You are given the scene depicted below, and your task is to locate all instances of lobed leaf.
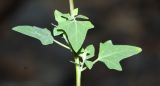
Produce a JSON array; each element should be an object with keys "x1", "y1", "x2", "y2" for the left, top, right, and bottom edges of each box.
[
  {"x1": 12, "y1": 26, "x2": 54, "y2": 45},
  {"x1": 54, "y1": 10, "x2": 94, "y2": 52},
  {"x1": 97, "y1": 40, "x2": 142, "y2": 71}
]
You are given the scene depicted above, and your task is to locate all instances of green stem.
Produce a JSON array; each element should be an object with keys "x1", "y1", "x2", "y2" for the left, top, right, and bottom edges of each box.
[
  {"x1": 69, "y1": 0, "x2": 74, "y2": 17},
  {"x1": 75, "y1": 57, "x2": 81, "y2": 86},
  {"x1": 53, "y1": 39, "x2": 70, "y2": 50},
  {"x1": 93, "y1": 59, "x2": 99, "y2": 64},
  {"x1": 69, "y1": 0, "x2": 81, "y2": 86}
]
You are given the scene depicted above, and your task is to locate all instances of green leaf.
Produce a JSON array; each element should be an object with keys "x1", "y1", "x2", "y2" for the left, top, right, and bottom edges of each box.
[
  {"x1": 12, "y1": 26, "x2": 54, "y2": 45},
  {"x1": 56, "y1": 20, "x2": 94, "y2": 52},
  {"x1": 54, "y1": 10, "x2": 94, "y2": 52},
  {"x1": 73, "y1": 8, "x2": 79, "y2": 16},
  {"x1": 97, "y1": 40, "x2": 142, "y2": 71},
  {"x1": 85, "y1": 45, "x2": 95, "y2": 59},
  {"x1": 85, "y1": 60, "x2": 94, "y2": 70}
]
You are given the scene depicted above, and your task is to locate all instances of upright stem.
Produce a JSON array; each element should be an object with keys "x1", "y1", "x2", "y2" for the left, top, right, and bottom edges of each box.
[
  {"x1": 69, "y1": 1, "x2": 81, "y2": 86},
  {"x1": 69, "y1": 0, "x2": 74, "y2": 17},
  {"x1": 75, "y1": 57, "x2": 81, "y2": 86}
]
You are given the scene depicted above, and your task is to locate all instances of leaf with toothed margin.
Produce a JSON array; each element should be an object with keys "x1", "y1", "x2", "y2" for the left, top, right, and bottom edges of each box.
[
  {"x1": 12, "y1": 26, "x2": 54, "y2": 45},
  {"x1": 97, "y1": 40, "x2": 142, "y2": 71}
]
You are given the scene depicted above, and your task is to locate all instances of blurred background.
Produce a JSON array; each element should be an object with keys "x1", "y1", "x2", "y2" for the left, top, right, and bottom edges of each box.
[{"x1": 0, "y1": 0, "x2": 160, "y2": 86}]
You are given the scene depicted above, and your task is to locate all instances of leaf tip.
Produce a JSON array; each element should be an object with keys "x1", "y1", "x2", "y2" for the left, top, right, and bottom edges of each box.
[
  {"x1": 117, "y1": 68, "x2": 123, "y2": 71},
  {"x1": 137, "y1": 47, "x2": 142, "y2": 53},
  {"x1": 133, "y1": 46, "x2": 142, "y2": 54},
  {"x1": 106, "y1": 40, "x2": 113, "y2": 44},
  {"x1": 12, "y1": 26, "x2": 19, "y2": 31},
  {"x1": 41, "y1": 41, "x2": 54, "y2": 45},
  {"x1": 107, "y1": 64, "x2": 123, "y2": 71},
  {"x1": 85, "y1": 60, "x2": 94, "y2": 70},
  {"x1": 73, "y1": 8, "x2": 79, "y2": 16},
  {"x1": 54, "y1": 9, "x2": 60, "y2": 13},
  {"x1": 54, "y1": 9, "x2": 62, "y2": 17}
]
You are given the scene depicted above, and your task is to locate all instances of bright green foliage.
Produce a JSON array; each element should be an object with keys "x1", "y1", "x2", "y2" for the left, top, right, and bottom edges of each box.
[
  {"x1": 12, "y1": 26, "x2": 54, "y2": 45},
  {"x1": 13, "y1": 8, "x2": 141, "y2": 71},
  {"x1": 54, "y1": 10, "x2": 94, "y2": 52},
  {"x1": 12, "y1": 10, "x2": 142, "y2": 71},
  {"x1": 12, "y1": 9, "x2": 142, "y2": 72},
  {"x1": 12, "y1": 1, "x2": 142, "y2": 86},
  {"x1": 97, "y1": 40, "x2": 142, "y2": 71}
]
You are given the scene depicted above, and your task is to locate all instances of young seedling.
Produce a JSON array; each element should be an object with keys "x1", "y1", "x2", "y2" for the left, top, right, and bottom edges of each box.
[{"x1": 12, "y1": 0, "x2": 142, "y2": 86}]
